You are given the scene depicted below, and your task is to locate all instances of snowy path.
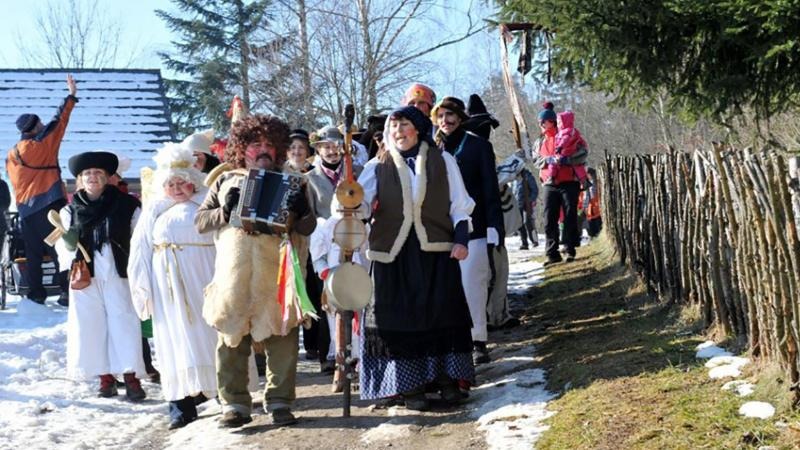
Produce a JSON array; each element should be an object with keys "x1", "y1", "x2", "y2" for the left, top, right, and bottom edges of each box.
[{"x1": 0, "y1": 235, "x2": 552, "y2": 450}]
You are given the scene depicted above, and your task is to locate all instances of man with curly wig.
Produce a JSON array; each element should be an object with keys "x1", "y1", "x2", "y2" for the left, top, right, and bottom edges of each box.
[{"x1": 195, "y1": 114, "x2": 316, "y2": 428}]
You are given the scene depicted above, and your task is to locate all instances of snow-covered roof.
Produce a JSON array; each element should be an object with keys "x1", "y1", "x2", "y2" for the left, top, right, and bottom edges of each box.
[{"x1": 0, "y1": 69, "x2": 175, "y2": 179}]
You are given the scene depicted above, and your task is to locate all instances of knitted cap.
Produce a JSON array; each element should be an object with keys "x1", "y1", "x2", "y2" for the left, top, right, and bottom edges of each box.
[
  {"x1": 16, "y1": 114, "x2": 40, "y2": 134},
  {"x1": 388, "y1": 105, "x2": 434, "y2": 146},
  {"x1": 538, "y1": 101, "x2": 556, "y2": 123}
]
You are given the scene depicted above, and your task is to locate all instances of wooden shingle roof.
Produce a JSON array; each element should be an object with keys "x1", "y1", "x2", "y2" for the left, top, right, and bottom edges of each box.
[{"x1": 0, "y1": 68, "x2": 175, "y2": 179}]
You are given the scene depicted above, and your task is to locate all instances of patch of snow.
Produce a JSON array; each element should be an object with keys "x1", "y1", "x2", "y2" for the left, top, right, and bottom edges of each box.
[
  {"x1": 695, "y1": 341, "x2": 732, "y2": 359},
  {"x1": 707, "y1": 356, "x2": 749, "y2": 379},
  {"x1": 722, "y1": 380, "x2": 755, "y2": 397},
  {"x1": 739, "y1": 401, "x2": 775, "y2": 419},
  {"x1": 470, "y1": 369, "x2": 555, "y2": 450},
  {"x1": 705, "y1": 356, "x2": 749, "y2": 369},
  {"x1": 360, "y1": 419, "x2": 417, "y2": 444}
]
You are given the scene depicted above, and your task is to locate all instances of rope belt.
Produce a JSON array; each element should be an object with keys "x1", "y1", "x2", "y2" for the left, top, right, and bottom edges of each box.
[{"x1": 153, "y1": 242, "x2": 215, "y2": 324}]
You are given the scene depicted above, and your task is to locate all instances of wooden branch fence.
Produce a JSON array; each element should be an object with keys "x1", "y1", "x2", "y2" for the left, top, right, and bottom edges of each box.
[{"x1": 602, "y1": 145, "x2": 800, "y2": 402}]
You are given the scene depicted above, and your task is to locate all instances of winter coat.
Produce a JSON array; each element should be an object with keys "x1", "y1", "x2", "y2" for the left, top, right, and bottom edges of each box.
[
  {"x1": 513, "y1": 168, "x2": 539, "y2": 211},
  {"x1": 6, "y1": 96, "x2": 76, "y2": 218},
  {"x1": 533, "y1": 126, "x2": 588, "y2": 186},
  {"x1": 441, "y1": 128, "x2": 504, "y2": 240}
]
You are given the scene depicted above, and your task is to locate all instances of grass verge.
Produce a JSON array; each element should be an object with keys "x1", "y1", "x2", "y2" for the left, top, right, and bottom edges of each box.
[{"x1": 517, "y1": 233, "x2": 800, "y2": 449}]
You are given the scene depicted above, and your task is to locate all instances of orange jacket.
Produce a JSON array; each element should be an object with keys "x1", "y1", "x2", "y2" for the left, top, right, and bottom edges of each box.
[
  {"x1": 6, "y1": 96, "x2": 76, "y2": 218},
  {"x1": 579, "y1": 189, "x2": 602, "y2": 219}
]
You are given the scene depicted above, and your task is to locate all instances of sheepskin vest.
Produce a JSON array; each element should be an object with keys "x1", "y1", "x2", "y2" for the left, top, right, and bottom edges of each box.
[{"x1": 368, "y1": 142, "x2": 453, "y2": 263}]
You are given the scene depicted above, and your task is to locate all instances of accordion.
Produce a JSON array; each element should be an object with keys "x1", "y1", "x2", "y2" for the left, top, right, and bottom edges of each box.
[{"x1": 230, "y1": 169, "x2": 304, "y2": 234}]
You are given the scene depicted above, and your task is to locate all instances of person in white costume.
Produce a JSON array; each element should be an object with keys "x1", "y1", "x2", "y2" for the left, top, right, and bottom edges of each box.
[
  {"x1": 309, "y1": 198, "x2": 368, "y2": 392},
  {"x1": 56, "y1": 151, "x2": 147, "y2": 401},
  {"x1": 127, "y1": 143, "x2": 218, "y2": 430}
]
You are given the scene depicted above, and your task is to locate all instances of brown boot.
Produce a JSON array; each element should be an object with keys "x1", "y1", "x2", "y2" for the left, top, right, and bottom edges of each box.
[
  {"x1": 98, "y1": 374, "x2": 118, "y2": 398},
  {"x1": 123, "y1": 373, "x2": 146, "y2": 402}
]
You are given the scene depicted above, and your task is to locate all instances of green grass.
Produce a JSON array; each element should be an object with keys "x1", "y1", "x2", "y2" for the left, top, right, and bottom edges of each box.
[{"x1": 514, "y1": 234, "x2": 800, "y2": 449}]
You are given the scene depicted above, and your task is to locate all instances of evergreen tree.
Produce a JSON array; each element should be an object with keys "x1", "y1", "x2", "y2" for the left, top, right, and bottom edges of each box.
[
  {"x1": 157, "y1": 0, "x2": 272, "y2": 135},
  {"x1": 495, "y1": 0, "x2": 800, "y2": 123}
]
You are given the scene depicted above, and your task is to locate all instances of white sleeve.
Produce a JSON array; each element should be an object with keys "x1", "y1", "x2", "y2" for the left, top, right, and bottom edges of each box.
[
  {"x1": 309, "y1": 217, "x2": 330, "y2": 269},
  {"x1": 55, "y1": 207, "x2": 73, "y2": 271},
  {"x1": 127, "y1": 205, "x2": 155, "y2": 320},
  {"x1": 356, "y1": 159, "x2": 379, "y2": 212},
  {"x1": 352, "y1": 141, "x2": 369, "y2": 167},
  {"x1": 442, "y1": 151, "x2": 475, "y2": 230}
]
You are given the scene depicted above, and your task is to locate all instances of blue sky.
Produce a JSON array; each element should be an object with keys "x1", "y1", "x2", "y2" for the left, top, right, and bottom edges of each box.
[
  {"x1": 0, "y1": 0, "x2": 506, "y2": 97},
  {"x1": 0, "y1": 0, "x2": 172, "y2": 69}
]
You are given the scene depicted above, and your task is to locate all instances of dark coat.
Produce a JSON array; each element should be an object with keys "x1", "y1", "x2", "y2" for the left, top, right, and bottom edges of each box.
[{"x1": 441, "y1": 128, "x2": 504, "y2": 240}]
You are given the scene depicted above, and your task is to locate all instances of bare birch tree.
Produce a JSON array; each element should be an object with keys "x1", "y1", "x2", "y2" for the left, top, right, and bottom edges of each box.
[{"x1": 17, "y1": 0, "x2": 138, "y2": 68}]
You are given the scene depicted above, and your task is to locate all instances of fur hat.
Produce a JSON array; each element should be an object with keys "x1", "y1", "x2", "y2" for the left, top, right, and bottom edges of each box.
[
  {"x1": 152, "y1": 142, "x2": 206, "y2": 194},
  {"x1": 182, "y1": 129, "x2": 215, "y2": 155},
  {"x1": 402, "y1": 83, "x2": 436, "y2": 108},
  {"x1": 538, "y1": 101, "x2": 557, "y2": 124},
  {"x1": 16, "y1": 114, "x2": 40, "y2": 134},
  {"x1": 69, "y1": 151, "x2": 118, "y2": 177},
  {"x1": 430, "y1": 96, "x2": 469, "y2": 122}
]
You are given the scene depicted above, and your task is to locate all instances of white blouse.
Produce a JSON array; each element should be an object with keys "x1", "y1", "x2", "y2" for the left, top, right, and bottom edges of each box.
[{"x1": 357, "y1": 148, "x2": 475, "y2": 230}]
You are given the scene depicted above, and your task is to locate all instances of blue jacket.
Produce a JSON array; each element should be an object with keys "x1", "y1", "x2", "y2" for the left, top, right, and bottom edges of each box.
[{"x1": 513, "y1": 168, "x2": 539, "y2": 207}]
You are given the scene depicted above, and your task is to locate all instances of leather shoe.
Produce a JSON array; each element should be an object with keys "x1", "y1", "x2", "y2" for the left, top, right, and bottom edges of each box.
[
  {"x1": 219, "y1": 410, "x2": 252, "y2": 428},
  {"x1": 271, "y1": 408, "x2": 298, "y2": 426}
]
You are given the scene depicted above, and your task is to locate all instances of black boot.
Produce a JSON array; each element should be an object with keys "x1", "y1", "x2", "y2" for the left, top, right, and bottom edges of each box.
[{"x1": 473, "y1": 341, "x2": 490, "y2": 365}]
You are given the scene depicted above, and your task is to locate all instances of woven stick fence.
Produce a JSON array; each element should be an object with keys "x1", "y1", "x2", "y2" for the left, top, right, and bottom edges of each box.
[{"x1": 603, "y1": 145, "x2": 800, "y2": 403}]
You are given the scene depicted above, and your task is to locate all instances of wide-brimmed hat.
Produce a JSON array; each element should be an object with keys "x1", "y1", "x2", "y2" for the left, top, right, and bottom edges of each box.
[
  {"x1": 182, "y1": 129, "x2": 215, "y2": 155},
  {"x1": 289, "y1": 128, "x2": 310, "y2": 142},
  {"x1": 69, "y1": 151, "x2": 118, "y2": 177},
  {"x1": 430, "y1": 96, "x2": 469, "y2": 122},
  {"x1": 311, "y1": 125, "x2": 344, "y2": 146}
]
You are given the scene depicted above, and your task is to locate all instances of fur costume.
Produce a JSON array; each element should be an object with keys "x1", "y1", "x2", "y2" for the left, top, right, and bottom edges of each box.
[{"x1": 201, "y1": 169, "x2": 310, "y2": 348}]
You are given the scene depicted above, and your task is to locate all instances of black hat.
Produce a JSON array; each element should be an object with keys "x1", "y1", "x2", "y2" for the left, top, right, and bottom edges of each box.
[
  {"x1": 16, "y1": 114, "x2": 40, "y2": 134},
  {"x1": 289, "y1": 128, "x2": 309, "y2": 141},
  {"x1": 463, "y1": 94, "x2": 500, "y2": 140},
  {"x1": 68, "y1": 151, "x2": 119, "y2": 177}
]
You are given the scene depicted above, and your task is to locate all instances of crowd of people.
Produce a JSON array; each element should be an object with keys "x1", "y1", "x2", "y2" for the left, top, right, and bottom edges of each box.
[{"x1": 4, "y1": 75, "x2": 602, "y2": 430}]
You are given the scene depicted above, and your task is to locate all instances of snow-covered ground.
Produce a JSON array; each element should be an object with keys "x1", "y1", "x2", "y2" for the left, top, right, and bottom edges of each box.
[
  {"x1": 0, "y1": 234, "x2": 551, "y2": 450},
  {"x1": 0, "y1": 297, "x2": 166, "y2": 450}
]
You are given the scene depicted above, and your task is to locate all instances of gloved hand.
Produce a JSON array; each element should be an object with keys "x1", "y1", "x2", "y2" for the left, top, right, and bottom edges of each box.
[
  {"x1": 320, "y1": 268, "x2": 330, "y2": 281},
  {"x1": 559, "y1": 155, "x2": 569, "y2": 165},
  {"x1": 545, "y1": 156, "x2": 559, "y2": 165},
  {"x1": 287, "y1": 187, "x2": 310, "y2": 217},
  {"x1": 62, "y1": 227, "x2": 79, "y2": 252},
  {"x1": 222, "y1": 186, "x2": 240, "y2": 221}
]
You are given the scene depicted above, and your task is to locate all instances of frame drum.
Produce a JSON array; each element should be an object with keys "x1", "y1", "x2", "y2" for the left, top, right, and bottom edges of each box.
[{"x1": 324, "y1": 262, "x2": 372, "y2": 311}]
